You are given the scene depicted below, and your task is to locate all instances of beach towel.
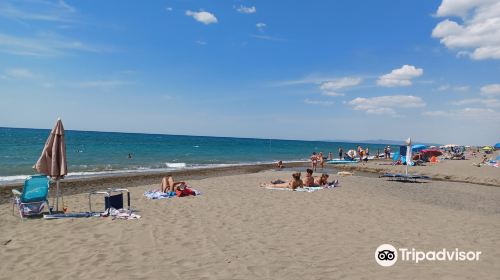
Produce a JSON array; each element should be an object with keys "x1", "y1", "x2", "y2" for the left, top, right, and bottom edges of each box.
[
  {"x1": 143, "y1": 189, "x2": 201, "y2": 200},
  {"x1": 105, "y1": 208, "x2": 141, "y2": 220},
  {"x1": 264, "y1": 186, "x2": 321, "y2": 192},
  {"x1": 264, "y1": 185, "x2": 337, "y2": 192}
]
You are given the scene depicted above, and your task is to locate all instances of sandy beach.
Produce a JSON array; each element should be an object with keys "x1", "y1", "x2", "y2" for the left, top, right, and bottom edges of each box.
[{"x1": 1, "y1": 161, "x2": 499, "y2": 279}]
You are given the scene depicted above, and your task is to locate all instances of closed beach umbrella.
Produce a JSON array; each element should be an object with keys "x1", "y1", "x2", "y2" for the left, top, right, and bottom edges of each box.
[
  {"x1": 405, "y1": 137, "x2": 412, "y2": 175},
  {"x1": 34, "y1": 118, "x2": 67, "y2": 210}
]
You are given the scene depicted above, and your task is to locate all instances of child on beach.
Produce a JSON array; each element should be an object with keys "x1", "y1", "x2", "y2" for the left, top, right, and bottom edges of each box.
[{"x1": 261, "y1": 172, "x2": 303, "y2": 190}]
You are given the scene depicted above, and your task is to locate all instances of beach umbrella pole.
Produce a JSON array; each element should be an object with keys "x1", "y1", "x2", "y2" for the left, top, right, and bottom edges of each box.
[{"x1": 56, "y1": 180, "x2": 60, "y2": 211}]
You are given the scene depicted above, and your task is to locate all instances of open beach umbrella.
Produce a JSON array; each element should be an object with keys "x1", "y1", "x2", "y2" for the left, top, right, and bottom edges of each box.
[
  {"x1": 34, "y1": 118, "x2": 67, "y2": 211},
  {"x1": 482, "y1": 146, "x2": 493, "y2": 151},
  {"x1": 421, "y1": 149, "x2": 442, "y2": 157},
  {"x1": 494, "y1": 143, "x2": 500, "y2": 150},
  {"x1": 411, "y1": 144, "x2": 426, "y2": 152}
]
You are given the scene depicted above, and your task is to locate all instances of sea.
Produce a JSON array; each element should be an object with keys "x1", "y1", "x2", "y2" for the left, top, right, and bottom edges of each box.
[{"x1": 0, "y1": 127, "x2": 393, "y2": 185}]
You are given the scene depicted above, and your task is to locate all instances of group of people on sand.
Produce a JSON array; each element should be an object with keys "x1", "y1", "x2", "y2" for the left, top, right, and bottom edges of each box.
[
  {"x1": 260, "y1": 168, "x2": 338, "y2": 190},
  {"x1": 310, "y1": 146, "x2": 372, "y2": 168}
]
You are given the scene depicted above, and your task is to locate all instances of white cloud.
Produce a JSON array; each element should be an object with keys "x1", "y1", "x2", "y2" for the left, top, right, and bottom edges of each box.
[
  {"x1": 453, "y1": 98, "x2": 500, "y2": 108},
  {"x1": 423, "y1": 107, "x2": 500, "y2": 120},
  {"x1": 377, "y1": 65, "x2": 423, "y2": 87},
  {"x1": 78, "y1": 80, "x2": 132, "y2": 89},
  {"x1": 166, "y1": 7, "x2": 173, "y2": 12},
  {"x1": 349, "y1": 95, "x2": 426, "y2": 116},
  {"x1": 185, "y1": 10, "x2": 218, "y2": 25},
  {"x1": 436, "y1": 84, "x2": 469, "y2": 92},
  {"x1": 437, "y1": 84, "x2": 450, "y2": 91},
  {"x1": 0, "y1": 0, "x2": 76, "y2": 22},
  {"x1": 304, "y1": 98, "x2": 334, "y2": 106},
  {"x1": 256, "y1": 22, "x2": 266, "y2": 31},
  {"x1": 322, "y1": 92, "x2": 345, "y2": 97},
  {"x1": 320, "y1": 77, "x2": 362, "y2": 91},
  {"x1": 365, "y1": 107, "x2": 397, "y2": 115},
  {"x1": 432, "y1": 0, "x2": 500, "y2": 60},
  {"x1": 4, "y1": 68, "x2": 35, "y2": 79},
  {"x1": 0, "y1": 32, "x2": 111, "y2": 56},
  {"x1": 455, "y1": 85, "x2": 470, "y2": 91},
  {"x1": 480, "y1": 83, "x2": 500, "y2": 96},
  {"x1": 195, "y1": 40, "x2": 207, "y2": 45},
  {"x1": 273, "y1": 74, "x2": 343, "y2": 87},
  {"x1": 250, "y1": 34, "x2": 285, "y2": 42},
  {"x1": 236, "y1": 6, "x2": 256, "y2": 14}
]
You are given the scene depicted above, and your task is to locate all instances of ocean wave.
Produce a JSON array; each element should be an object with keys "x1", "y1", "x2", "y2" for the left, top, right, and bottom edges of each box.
[
  {"x1": 165, "y1": 162, "x2": 187, "y2": 168},
  {"x1": 0, "y1": 175, "x2": 31, "y2": 182}
]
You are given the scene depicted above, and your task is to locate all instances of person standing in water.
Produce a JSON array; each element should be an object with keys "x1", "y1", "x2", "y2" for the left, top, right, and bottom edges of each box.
[
  {"x1": 358, "y1": 146, "x2": 364, "y2": 161},
  {"x1": 319, "y1": 152, "x2": 325, "y2": 169},
  {"x1": 311, "y1": 152, "x2": 318, "y2": 171},
  {"x1": 338, "y1": 147, "x2": 344, "y2": 159}
]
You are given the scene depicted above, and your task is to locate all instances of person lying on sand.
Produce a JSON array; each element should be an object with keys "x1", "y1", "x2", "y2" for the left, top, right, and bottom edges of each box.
[
  {"x1": 260, "y1": 172, "x2": 303, "y2": 190},
  {"x1": 315, "y1": 173, "x2": 339, "y2": 187},
  {"x1": 161, "y1": 175, "x2": 187, "y2": 193},
  {"x1": 315, "y1": 173, "x2": 329, "y2": 186},
  {"x1": 304, "y1": 168, "x2": 315, "y2": 187}
]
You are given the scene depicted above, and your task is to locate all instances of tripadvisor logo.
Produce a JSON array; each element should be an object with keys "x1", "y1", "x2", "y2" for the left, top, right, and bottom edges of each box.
[{"x1": 375, "y1": 244, "x2": 481, "y2": 267}]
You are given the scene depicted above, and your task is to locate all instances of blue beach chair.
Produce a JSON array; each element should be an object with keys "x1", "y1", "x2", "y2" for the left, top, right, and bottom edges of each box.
[{"x1": 12, "y1": 175, "x2": 52, "y2": 219}]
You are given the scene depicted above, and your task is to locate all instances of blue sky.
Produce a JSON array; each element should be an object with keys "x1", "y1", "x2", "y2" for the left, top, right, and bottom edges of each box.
[{"x1": 0, "y1": 0, "x2": 499, "y2": 145}]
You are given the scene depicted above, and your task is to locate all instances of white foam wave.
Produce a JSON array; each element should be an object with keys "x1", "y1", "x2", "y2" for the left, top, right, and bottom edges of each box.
[
  {"x1": 0, "y1": 160, "x2": 309, "y2": 185},
  {"x1": 165, "y1": 162, "x2": 187, "y2": 168},
  {"x1": 0, "y1": 175, "x2": 30, "y2": 182}
]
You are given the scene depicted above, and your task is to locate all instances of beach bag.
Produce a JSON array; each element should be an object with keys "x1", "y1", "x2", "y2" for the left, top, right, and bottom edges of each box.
[{"x1": 176, "y1": 186, "x2": 196, "y2": 197}]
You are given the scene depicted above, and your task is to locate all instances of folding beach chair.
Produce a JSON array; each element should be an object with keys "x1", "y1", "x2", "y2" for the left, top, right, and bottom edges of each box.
[
  {"x1": 12, "y1": 175, "x2": 52, "y2": 219},
  {"x1": 88, "y1": 188, "x2": 131, "y2": 215}
]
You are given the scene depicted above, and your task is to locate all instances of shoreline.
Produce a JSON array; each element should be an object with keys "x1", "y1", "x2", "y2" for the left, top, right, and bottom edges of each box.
[
  {"x1": 3, "y1": 158, "x2": 498, "y2": 205},
  {"x1": 0, "y1": 162, "x2": 308, "y2": 204}
]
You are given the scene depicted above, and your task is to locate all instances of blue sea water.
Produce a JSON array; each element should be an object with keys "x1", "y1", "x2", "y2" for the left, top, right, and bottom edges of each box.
[{"x1": 0, "y1": 127, "x2": 392, "y2": 183}]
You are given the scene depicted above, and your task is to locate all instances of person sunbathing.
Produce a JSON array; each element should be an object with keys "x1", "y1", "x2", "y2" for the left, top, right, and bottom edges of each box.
[
  {"x1": 315, "y1": 173, "x2": 329, "y2": 186},
  {"x1": 315, "y1": 173, "x2": 339, "y2": 187},
  {"x1": 303, "y1": 168, "x2": 315, "y2": 187},
  {"x1": 161, "y1": 175, "x2": 187, "y2": 193},
  {"x1": 260, "y1": 172, "x2": 303, "y2": 190}
]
